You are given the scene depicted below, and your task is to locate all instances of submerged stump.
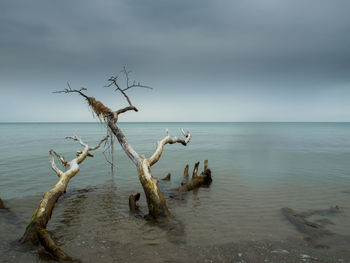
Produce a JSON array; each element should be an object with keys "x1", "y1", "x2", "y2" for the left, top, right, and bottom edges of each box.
[
  {"x1": 0, "y1": 197, "x2": 6, "y2": 209},
  {"x1": 281, "y1": 206, "x2": 341, "y2": 247},
  {"x1": 176, "y1": 160, "x2": 212, "y2": 193}
]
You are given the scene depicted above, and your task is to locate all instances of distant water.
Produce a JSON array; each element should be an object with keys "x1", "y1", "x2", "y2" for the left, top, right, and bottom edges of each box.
[{"x1": 1, "y1": 122, "x2": 350, "y2": 262}]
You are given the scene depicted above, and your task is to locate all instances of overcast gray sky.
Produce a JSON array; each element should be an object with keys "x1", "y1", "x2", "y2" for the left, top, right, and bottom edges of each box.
[{"x1": 0, "y1": 0, "x2": 349, "y2": 122}]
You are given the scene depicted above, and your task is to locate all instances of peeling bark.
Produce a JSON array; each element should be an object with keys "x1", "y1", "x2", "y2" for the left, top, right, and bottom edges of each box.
[
  {"x1": 20, "y1": 135, "x2": 108, "y2": 261},
  {"x1": 176, "y1": 161, "x2": 212, "y2": 192}
]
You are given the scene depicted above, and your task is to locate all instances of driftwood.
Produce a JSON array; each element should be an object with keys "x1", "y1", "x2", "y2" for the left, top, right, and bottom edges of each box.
[
  {"x1": 129, "y1": 193, "x2": 141, "y2": 213},
  {"x1": 281, "y1": 206, "x2": 341, "y2": 246},
  {"x1": 176, "y1": 161, "x2": 212, "y2": 192},
  {"x1": 20, "y1": 135, "x2": 108, "y2": 261},
  {"x1": 110, "y1": 123, "x2": 191, "y2": 219},
  {"x1": 0, "y1": 197, "x2": 6, "y2": 209},
  {"x1": 161, "y1": 173, "x2": 171, "y2": 181},
  {"x1": 56, "y1": 70, "x2": 191, "y2": 220}
]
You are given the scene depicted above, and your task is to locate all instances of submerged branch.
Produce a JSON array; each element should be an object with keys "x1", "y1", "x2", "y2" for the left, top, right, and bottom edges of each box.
[
  {"x1": 0, "y1": 197, "x2": 6, "y2": 209},
  {"x1": 20, "y1": 135, "x2": 108, "y2": 261}
]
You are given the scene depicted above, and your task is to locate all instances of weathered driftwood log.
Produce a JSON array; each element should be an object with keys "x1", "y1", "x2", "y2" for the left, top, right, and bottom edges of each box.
[
  {"x1": 0, "y1": 197, "x2": 6, "y2": 209},
  {"x1": 176, "y1": 161, "x2": 212, "y2": 192},
  {"x1": 129, "y1": 193, "x2": 141, "y2": 212},
  {"x1": 161, "y1": 173, "x2": 171, "y2": 181},
  {"x1": 56, "y1": 74, "x2": 191, "y2": 220},
  {"x1": 281, "y1": 206, "x2": 340, "y2": 246},
  {"x1": 20, "y1": 135, "x2": 108, "y2": 261}
]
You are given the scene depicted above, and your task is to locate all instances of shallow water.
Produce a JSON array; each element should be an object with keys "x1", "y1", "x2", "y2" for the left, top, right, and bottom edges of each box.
[{"x1": 0, "y1": 122, "x2": 350, "y2": 262}]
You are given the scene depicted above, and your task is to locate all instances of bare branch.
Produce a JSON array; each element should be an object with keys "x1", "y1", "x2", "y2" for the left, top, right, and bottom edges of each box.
[
  {"x1": 53, "y1": 83, "x2": 89, "y2": 99},
  {"x1": 66, "y1": 135, "x2": 88, "y2": 149},
  {"x1": 108, "y1": 121, "x2": 141, "y2": 166},
  {"x1": 49, "y1": 150, "x2": 63, "y2": 177},
  {"x1": 89, "y1": 135, "x2": 109, "y2": 151},
  {"x1": 21, "y1": 135, "x2": 108, "y2": 261},
  {"x1": 105, "y1": 67, "x2": 152, "y2": 111},
  {"x1": 52, "y1": 150, "x2": 68, "y2": 166},
  {"x1": 148, "y1": 129, "x2": 191, "y2": 166},
  {"x1": 116, "y1": 106, "x2": 138, "y2": 115},
  {"x1": 122, "y1": 84, "x2": 153, "y2": 92}
]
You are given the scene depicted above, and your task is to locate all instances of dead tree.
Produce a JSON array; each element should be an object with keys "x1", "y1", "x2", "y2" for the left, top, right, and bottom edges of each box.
[
  {"x1": 20, "y1": 135, "x2": 108, "y2": 261},
  {"x1": 55, "y1": 69, "x2": 191, "y2": 219}
]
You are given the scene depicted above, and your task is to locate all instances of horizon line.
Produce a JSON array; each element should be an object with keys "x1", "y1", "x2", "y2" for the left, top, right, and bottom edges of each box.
[{"x1": 1, "y1": 121, "x2": 349, "y2": 124}]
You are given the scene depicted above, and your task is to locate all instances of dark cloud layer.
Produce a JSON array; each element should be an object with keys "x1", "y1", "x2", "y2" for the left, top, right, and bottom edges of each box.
[{"x1": 0, "y1": 0, "x2": 349, "y2": 121}]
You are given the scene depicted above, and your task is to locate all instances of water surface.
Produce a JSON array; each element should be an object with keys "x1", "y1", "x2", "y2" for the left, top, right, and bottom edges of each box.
[{"x1": 0, "y1": 122, "x2": 349, "y2": 262}]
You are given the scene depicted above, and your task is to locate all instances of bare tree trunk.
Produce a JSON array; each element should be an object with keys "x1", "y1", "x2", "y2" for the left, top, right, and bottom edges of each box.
[
  {"x1": 20, "y1": 135, "x2": 108, "y2": 261},
  {"x1": 55, "y1": 72, "x2": 191, "y2": 220},
  {"x1": 109, "y1": 121, "x2": 191, "y2": 219}
]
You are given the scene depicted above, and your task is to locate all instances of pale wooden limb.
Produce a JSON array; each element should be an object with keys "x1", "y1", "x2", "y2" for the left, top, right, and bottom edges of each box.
[
  {"x1": 108, "y1": 121, "x2": 141, "y2": 166},
  {"x1": 20, "y1": 135, "x2": 108, "y2": 261},
  {"x1": 49, "y1": 150, "x2": 64, "y2": 177},
  {"x1": 148, "y1": 129, "x2": 191, "y2": 167}
]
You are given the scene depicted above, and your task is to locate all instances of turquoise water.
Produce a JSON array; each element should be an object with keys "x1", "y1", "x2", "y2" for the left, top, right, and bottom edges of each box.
[
  {"x1": 0, "y1": 122, "x2": 350, "y2": 262},
  {"x1": 1, "y1": 122, "x2": 350, "y2": 199}
]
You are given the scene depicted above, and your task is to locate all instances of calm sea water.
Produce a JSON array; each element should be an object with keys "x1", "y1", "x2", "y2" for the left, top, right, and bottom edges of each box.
[{"x1": 0, "y1": 122, "x2": 350, "y2": 262}]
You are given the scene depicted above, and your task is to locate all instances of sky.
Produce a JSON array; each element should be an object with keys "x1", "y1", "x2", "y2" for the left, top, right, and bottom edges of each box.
[{"x1": 0, "y1": 0, "x2": 349, "y2": 122}]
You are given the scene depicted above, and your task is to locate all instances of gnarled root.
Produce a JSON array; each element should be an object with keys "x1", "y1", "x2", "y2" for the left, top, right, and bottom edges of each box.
[{"x1": 176, "y1": 160, "x2": 212, "y2": 192}]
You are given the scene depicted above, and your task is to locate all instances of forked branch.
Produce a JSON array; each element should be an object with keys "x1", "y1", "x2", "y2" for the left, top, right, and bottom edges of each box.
[
  {"x1": 53, "y1": 83, "x2": 89, "y2": 99},
  {"x1": 148, "y1": 129, "x2": 191, "y2": 166},
  {"x1": 20, "y1": 135, "x2": 108, "y2": 261},
  {"x1": 105, "y1": 67, "x2": 152, "y2": 112}
]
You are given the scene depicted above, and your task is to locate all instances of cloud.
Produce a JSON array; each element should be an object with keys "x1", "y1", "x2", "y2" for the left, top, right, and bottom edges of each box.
[{"x1": 0, "y1": 0, "x2": 349, "y2": 121}]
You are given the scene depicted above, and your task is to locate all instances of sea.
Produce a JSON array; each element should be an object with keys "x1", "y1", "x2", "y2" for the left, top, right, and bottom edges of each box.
[{"x1": 0, "y1": 122, "x2": 349, "y2": 262}]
